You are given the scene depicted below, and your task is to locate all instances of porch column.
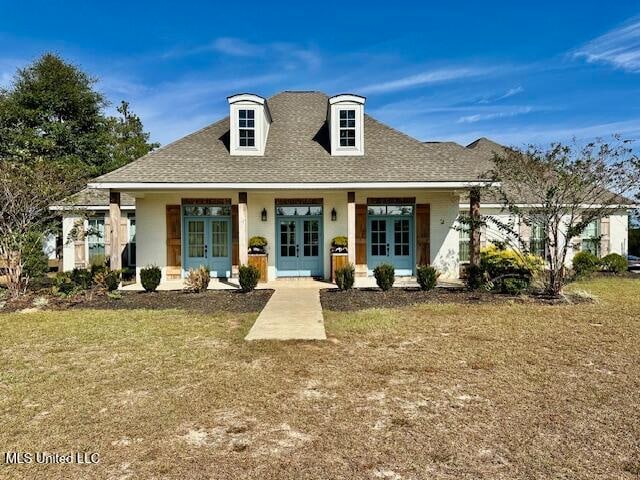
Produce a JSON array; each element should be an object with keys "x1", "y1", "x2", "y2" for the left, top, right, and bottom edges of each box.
[
  {"x1": 239, "y1": 192, "x2": 248, "y2": 266},
  {"x1": 347, "y1": 191, "x2": 356, "y2": 265},
  {"x1": 109, "y1": 190, "x2": 122, "y2": 271},
  {"x1": 469, "y1": 188, "x2": 481, "y2": 267}
]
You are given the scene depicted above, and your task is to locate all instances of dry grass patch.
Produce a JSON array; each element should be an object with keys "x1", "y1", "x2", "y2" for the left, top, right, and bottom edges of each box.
[{"x1": 0, "y1": 277, "x2": 639, "y2": 479}]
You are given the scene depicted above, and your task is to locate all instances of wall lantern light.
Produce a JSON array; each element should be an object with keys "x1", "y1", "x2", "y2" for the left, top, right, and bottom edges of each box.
[
  {"x1": 331, "y1": 208, "x2": 337, "y2": 221},
  {"x1": 261, "y1": 208, "x2": 267, "y2": 221}
]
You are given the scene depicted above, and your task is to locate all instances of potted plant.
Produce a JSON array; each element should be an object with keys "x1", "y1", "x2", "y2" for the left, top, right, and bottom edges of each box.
[
  {"x1": 331, "y1": 236, "x2": 348, "y2": 254},
  {"x1": 249, "y1": 236, "x2": 268, "y2": 254}
]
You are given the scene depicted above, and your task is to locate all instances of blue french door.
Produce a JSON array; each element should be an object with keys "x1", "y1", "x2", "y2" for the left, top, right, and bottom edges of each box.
[
  {"x1": 184, "y1": 216, "x2": 232, "y2": 278},
  {"x1": 276, "y1": 216, "x2": 322, "y2": 277},
  {"x1": 367, "y1": 215, "x2": 413, "y2": 275}
]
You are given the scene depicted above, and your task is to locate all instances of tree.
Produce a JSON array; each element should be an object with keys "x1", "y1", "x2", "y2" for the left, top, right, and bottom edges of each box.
[
  {"x1": 0, "y1": 54, "x2": 157, "y2": 296},
  {"x1": 0, "y1": 159, "x2": 83, "y2": 297},
  {"x1": 487, "y1": 138, "x2": 639, "y2": 296},
  {"x1": 0, "y1": 53, "x2": 157, "y2": 177},
  {"x1": 103, "y1": 101, "x2": 159, "y2": 173},
  {"x1": 0, "y1": 53, "x2": 109, "y2": 176}
]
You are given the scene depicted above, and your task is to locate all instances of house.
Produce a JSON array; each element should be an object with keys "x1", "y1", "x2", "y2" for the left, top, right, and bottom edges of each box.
[
  {"x1": 52, "y1": 91, "x2": 631, "y2": 282},
  {"x1": 50, "y1": 188, "x2": 137, "y2": 272}
]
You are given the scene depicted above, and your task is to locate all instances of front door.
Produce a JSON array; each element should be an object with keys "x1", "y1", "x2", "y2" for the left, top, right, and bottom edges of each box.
[
  {"x1": 367, "y1": 210, "x2": 413, "y2": 275},
  {"x1": 184, "y1": 213, "x2": 232, "y2": 278},
  {"x1": 276, "y1": 213, "x2": 322, "y2": 277}
]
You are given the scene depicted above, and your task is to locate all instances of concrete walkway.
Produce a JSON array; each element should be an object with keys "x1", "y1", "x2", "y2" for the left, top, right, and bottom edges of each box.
[{"x1": 245, "y1": 279, "x2": 326, "y2": 341}]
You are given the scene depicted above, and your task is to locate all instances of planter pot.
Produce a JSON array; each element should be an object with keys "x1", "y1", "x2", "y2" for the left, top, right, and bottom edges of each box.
[
  {"x1": 330, "y1": 246, "x2": 348, "y2": 254},
  {"x1": 249, "y1": 246, "x2": 266, "y2": 254},
  {"x1": 247, "y1": 254, "x2": 268, "y2": 282},
  {"x1": 330, "y1": 252, "x2": 349, "y2": 283}
]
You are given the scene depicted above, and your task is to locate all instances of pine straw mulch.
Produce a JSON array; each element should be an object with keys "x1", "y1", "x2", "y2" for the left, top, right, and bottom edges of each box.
[{"x1": 0, "y1": 289, "x2": 274, "y2": 314}]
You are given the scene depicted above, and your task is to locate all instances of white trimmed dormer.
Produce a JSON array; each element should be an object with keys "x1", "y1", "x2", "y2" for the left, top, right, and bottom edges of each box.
[
  {"x1": 328, "y1": 94, "x2": 365, "y2": 156},
  {"x1": 227, "y1": 93, "x2": 272, "y2": 156}
]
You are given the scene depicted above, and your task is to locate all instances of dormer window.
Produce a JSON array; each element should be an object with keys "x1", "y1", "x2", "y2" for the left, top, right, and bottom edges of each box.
[
  {"x1": 328, "y1": 94, "x2": 365, "y2": 156},
  {"x1": 339, "y1": 110, "x2": 356, "y2": 147},
  {"x1": 227, "y1": 94, "x2": 271, "y2": 156},
  {"x1": 238, "y1": 109, "x2": 255, "y2": 147}
]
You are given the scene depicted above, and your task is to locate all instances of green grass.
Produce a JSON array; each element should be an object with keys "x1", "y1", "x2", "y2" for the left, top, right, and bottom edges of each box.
[{"x1": 0, "y1": 277, "x2": 639, "y2": 479}]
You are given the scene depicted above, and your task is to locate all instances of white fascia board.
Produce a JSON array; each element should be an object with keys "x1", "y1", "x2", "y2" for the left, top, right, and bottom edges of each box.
[
  {"x1": 49, "y1": 205, "x2": 136, "y2": 211},
  {"x1": 88, "y1": 181, "x2": 498, "y2": 190},
  {"x1": 227, "y1": 93, "x2": 265, "y2": 105},
  {"x1": 329, "y1": 94, "x2": 366, "y2": 105}
]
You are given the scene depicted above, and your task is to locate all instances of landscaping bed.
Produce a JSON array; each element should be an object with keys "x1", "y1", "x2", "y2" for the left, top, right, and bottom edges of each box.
[
  {"x1": 320, "y1": 287, "x2": 592, "y2": 311},
  {"x1": 0, "y1": 289, "x2": 274, "y2": 314}
]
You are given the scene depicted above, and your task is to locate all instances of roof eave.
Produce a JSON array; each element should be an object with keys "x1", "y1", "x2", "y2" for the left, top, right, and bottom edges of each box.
[{"x1": 88, "y1": 181, "x2": 498, "y2": 190}]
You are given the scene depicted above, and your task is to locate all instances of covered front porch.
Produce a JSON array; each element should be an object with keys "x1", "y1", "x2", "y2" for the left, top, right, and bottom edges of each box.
[{"x1": 103, "y1": 186, "x2": 485, "y2": 283}]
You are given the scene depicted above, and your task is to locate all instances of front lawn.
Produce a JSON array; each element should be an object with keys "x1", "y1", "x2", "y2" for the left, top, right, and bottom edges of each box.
[{"x1": 1, "y1": 278, "x2": 639, "y2": 479}]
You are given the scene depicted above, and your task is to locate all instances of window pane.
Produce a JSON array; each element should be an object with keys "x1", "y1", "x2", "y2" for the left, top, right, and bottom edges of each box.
[
  {"x1": 211, "y1": 221, "x2": 228, "y2": 258},
  {"x1": 387, "y1": 205, "x2": 413, "y2": 215},
  {"x1": 247, "y1": 110, "x2": 254, "y2": 119},
  {"x1": 188, "y1": 221, "x2": 205, "y2": 257},
  {"x1": 277, "y1": 205, "x2": 322, "y2": 216},
  {"x1": 368, "y1": 206, "x2": 386, "y2": 215},
  {"x1": 394, "y1": 220, "x2": 409, "y2": 257}
]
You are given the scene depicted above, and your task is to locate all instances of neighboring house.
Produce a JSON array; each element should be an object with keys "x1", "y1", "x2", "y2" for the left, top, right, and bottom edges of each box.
[
  {"x1": 50, "y1": 188, "x2": 137, "y2": 272},
  {"x1": 71, "y1": 91, "x2": 630, "y2": 283}
]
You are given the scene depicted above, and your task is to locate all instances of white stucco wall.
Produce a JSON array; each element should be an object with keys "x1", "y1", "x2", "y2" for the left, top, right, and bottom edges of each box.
[
  {"x1": 427, "y1": 194, "x2": 461, "y2": 279},
  {"x1": 609, "y1": 212, "x2": 629, "y2": 256},
  {"x1": 62, "y1": 215, "x2": 81, "y2": 272}
]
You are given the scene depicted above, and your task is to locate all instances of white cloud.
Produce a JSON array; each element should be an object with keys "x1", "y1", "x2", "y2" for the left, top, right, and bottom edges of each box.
[
  {"x1": 127, "y1": 73, "x2": 283, "y2": 143},
  {"x1": 477, "y1": 85, "x2": 524, "y2": 104},
  {"x1": 499, "y1": 85, "x2": 524, "y2": 100},
  {"x1": 161, "y1": 38, "x2": 321, "y2": 71},
  {"x1": 211, "y1": 38, "x2": 262, "y2": 57},
  {"x1": 573, "y1": 16, "x2": 640, "y2": 72},
  {"x1": 457, "y1": 106, "x2": 534, "y2": 124},
  {"x1": 359, "y1": 67, "x2": 492, "y2": 94}
]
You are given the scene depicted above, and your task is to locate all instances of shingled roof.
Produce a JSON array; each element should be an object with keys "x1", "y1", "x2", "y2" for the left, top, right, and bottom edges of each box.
[
  {"x1": 51, "y1": 188, "x2": 135, "y2": 209},
  {"x1": 92, "y1": 91, "x2": 493, "y2": 185}
]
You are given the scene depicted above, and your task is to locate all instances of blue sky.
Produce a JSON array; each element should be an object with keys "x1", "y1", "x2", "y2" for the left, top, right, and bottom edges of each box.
[{"x1": 1, "y1": 1, "x2": 639, "y2": 147}]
